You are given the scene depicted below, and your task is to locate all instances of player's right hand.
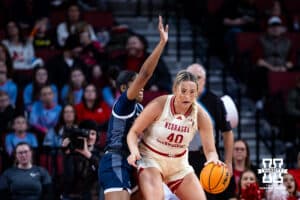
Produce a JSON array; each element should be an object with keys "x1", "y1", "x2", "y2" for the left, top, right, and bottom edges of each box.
[{"x1": 127, "y1": 152, "x2": 142, "y2": 168}]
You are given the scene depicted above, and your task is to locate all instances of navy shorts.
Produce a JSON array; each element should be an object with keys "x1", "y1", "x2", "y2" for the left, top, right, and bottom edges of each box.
[{"x1": 99, "y1": 152, "x2": 136, "y2": 194}]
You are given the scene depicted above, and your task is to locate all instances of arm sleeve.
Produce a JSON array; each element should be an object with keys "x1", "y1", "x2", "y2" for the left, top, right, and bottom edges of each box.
[
  {"x1": 51, "y1": 85, "x2": 59, "y2": 104},
  {"x1": 11, "y1": 82, "x2": 17, "y2": 106},
  {"x1": 88, "y1": 26, "x2": 97, "y2": 41},
  {"x1": 102, "y1": 87, "x2": 115, "y2": 107},
  {"x1": 56, "y1": 23, "x2": 68, "y2": 47},
  {"x1": 5, "y1": 134, "x2": 13, "y2": 156},
  {"x1": 89, "y1": 152, "x2": 100, "y2": 172},
  {"x1": 23, "y1": 84, "x2": 32, "y2": 109},
  {"x1": 30, "y1": 133, "x2": 38, "y2": 148},
  {"x1": 60, "y1": 85, "x2": 68, "y2": 104},
  {"x1": 29, "y1": 103, "x2": 47, "y2": 133},
  {"x1": 113, "y1": 91, "x2": 136, "y2": 116},
  {"x1": 26, "y1": 42, "x2": 35, "y2": 66},
  {"x1": 40, "y1": 167, "x2": 53, "y2": 200}
]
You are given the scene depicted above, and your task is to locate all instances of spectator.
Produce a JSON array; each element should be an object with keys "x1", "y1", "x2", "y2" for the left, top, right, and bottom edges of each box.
[
  {"x1": 221, "y1": 0, "x2": 260, "y2": 62},
  {"x1": 90, "y1": 64, "x2": 107, "y2": 90},
  {"x1": 55, "y1": 104, "x2": 78, "y2": 146},
  {"x1": 29, "y1": 17, "x2": 55, "y2": 50},
  {"x1": 233, "y1": 139, "x2": 258, "y2": 195},
  {"x1": 75, "y1": 84, "x2": 111, "y2": 126},
  {"x1": 238, "y1": 169, "x2": 264, "y2": 200},
  {"x1": 2, "y1": 20, "x2": 36, "y2": 86},
  {"x1": 285, "y1": 76, "x2": 300, "y2": 144},
  {"x1": 61, "y1": 120, "x2": 102, "y2": 200},
  {"x1": 5, "y1": 115, "x2": 38, "y2": 156},
  {"x1": 78, "y1": 23, "x2": 106, "y2": 74},
  {"x1": 249, "y1": 16, "x2": 296, "y2": 102},
  {"x1": 288, "y1": 152, "x2": 300, "y2": 195},
  {"x1": 101, "y1": 66, "x2": 120, "y2": 108},
  {"x1": 29, "y1": 85, "x2": 62, "y2": 147},
  {"x1": 0, "y1": 43, "x2": 13, "y2": 78},
  {"x1": 0, "y1": 61, "x2": 17, "y2": 106},
  {"x1": 283, "y1": 173, "x2": 300, "y2": 199},
  {"x1": 45, "y1": 35, "x2": 87, "y2": 90},
  {"x1": 56, "y1": 3, "x2": 97, "y2": 47},
  {"x1": 61, "y1": 67, "x2": 86, "y2": 105},
  {"x1": 112, "y1": 33, "x2": 172, "y2": 92},
  {"x1": 263, "y1": 0, "x2": 290, "y2": 30},
  {"x1": 0, "y1": 91, "x2": 15, "y2": 135},
  {"x1": 23, "y1": 66, "x2": 58, "y2": 112},
  {"x1": 0, "y1": 142, "x2": 53, "y2": 199}
]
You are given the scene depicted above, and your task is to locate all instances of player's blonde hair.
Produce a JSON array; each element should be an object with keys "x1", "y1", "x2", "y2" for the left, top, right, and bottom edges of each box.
[{"x1": 173, "y1": 70, "x2": 199, "y2": 129}]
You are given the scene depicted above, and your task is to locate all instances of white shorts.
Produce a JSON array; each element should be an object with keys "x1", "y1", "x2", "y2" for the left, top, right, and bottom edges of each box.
[{"x1": 138, "y1": 144, "x2": 194, "y2": 184}]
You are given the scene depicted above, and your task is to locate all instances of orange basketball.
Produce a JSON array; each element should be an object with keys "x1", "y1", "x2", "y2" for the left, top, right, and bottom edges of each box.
[{"x1": 199, "y1": 162, "x2": 230, "y2": 194}]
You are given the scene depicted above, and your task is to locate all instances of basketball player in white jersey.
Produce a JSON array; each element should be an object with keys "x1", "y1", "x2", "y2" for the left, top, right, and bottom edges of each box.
[{"x1": 127, "y1": 70, "x2": 223, "y2": 199}]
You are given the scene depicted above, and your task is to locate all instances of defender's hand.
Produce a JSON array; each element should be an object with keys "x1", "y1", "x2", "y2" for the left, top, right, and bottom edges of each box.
[{"x1": 158, "y1": 15, "x2": 168, "y2": 44}]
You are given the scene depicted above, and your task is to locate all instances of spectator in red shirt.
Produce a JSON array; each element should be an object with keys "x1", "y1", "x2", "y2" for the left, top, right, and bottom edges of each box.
[{"x1": 75, "y1": 83, "x2": 111, "y2": 127}]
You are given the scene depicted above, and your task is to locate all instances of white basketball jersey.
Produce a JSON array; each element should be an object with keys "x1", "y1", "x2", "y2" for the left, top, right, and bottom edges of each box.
[{"x1": 141, "y1": 95, "x2": 198, "y2": 155}]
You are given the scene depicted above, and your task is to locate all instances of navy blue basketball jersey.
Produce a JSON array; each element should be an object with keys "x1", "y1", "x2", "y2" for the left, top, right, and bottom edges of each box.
[{"x1": 105, "y1": 91, "x2": 143, "y2": 153}]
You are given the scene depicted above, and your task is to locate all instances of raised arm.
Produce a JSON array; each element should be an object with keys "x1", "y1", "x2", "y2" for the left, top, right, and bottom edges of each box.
[{"x1": 127, "y1": 16, "x2": 168, "y2": 100}]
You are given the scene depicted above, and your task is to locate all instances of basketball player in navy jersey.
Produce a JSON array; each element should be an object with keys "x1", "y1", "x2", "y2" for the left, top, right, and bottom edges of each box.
[{"x1": 99, "y1": 16, "x2": 168, "y2": 200}]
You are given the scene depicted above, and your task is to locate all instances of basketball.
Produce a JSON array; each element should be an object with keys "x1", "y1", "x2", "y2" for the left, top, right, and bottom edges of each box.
[{"x1": 200, "y1": 162, "x2": 230, "y2": 194}]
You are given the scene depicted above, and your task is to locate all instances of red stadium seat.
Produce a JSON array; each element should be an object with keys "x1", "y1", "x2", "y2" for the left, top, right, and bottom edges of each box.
[
  {"x1": 284, "y1": 0, "x2": 300, "y2": 15},
  {"x1": 0, "y1": 30, "x2": 5, "y2": 40},
  {"x1": 49, "y1": 10, "x2": 66, "y2": 27},
  {"x1": 255, "y1": 0, "x2": 273, "y2": 13},
  {"x1": 39, "y1": 153, "x2": 53, "y2": 175},
  {"x1": 35, "y1": 49, "x2": 62, "y2": 62},
  {"x1": 207, "y1": 0, "x2": 224, "y2": 15},
  {"x1": 287, "y1": 32, "x2": 300, "y2": 53},
  {"x1": 236, "y1": 32, "x2": 260, "y2": 54},
  {"x1": 83, "y1": 11, "x2": 114, "y2": 29},
  {"x1": 268, "y1": 72, "x2": 300, "y2": 97}
]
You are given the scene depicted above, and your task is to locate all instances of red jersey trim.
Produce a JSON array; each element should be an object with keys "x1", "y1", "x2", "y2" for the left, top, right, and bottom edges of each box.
[
  {"x1": 170, "y1": 96, "x2": 193, "y2": 118},
  {"x1": 167, "y1": 179, "x2": 184, "y2": 193},
  {"x1": 141, "y1": 140, "x2": 186, "y2": 158}
]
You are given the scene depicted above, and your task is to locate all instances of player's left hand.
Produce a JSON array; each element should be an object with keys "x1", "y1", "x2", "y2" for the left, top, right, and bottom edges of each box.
[
  {"x1": 204, "y1": 159, "x2": 224, "y2": 166},
  {"x1": 158, "y1": 15, "x2": 168, "y2": 44}
]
